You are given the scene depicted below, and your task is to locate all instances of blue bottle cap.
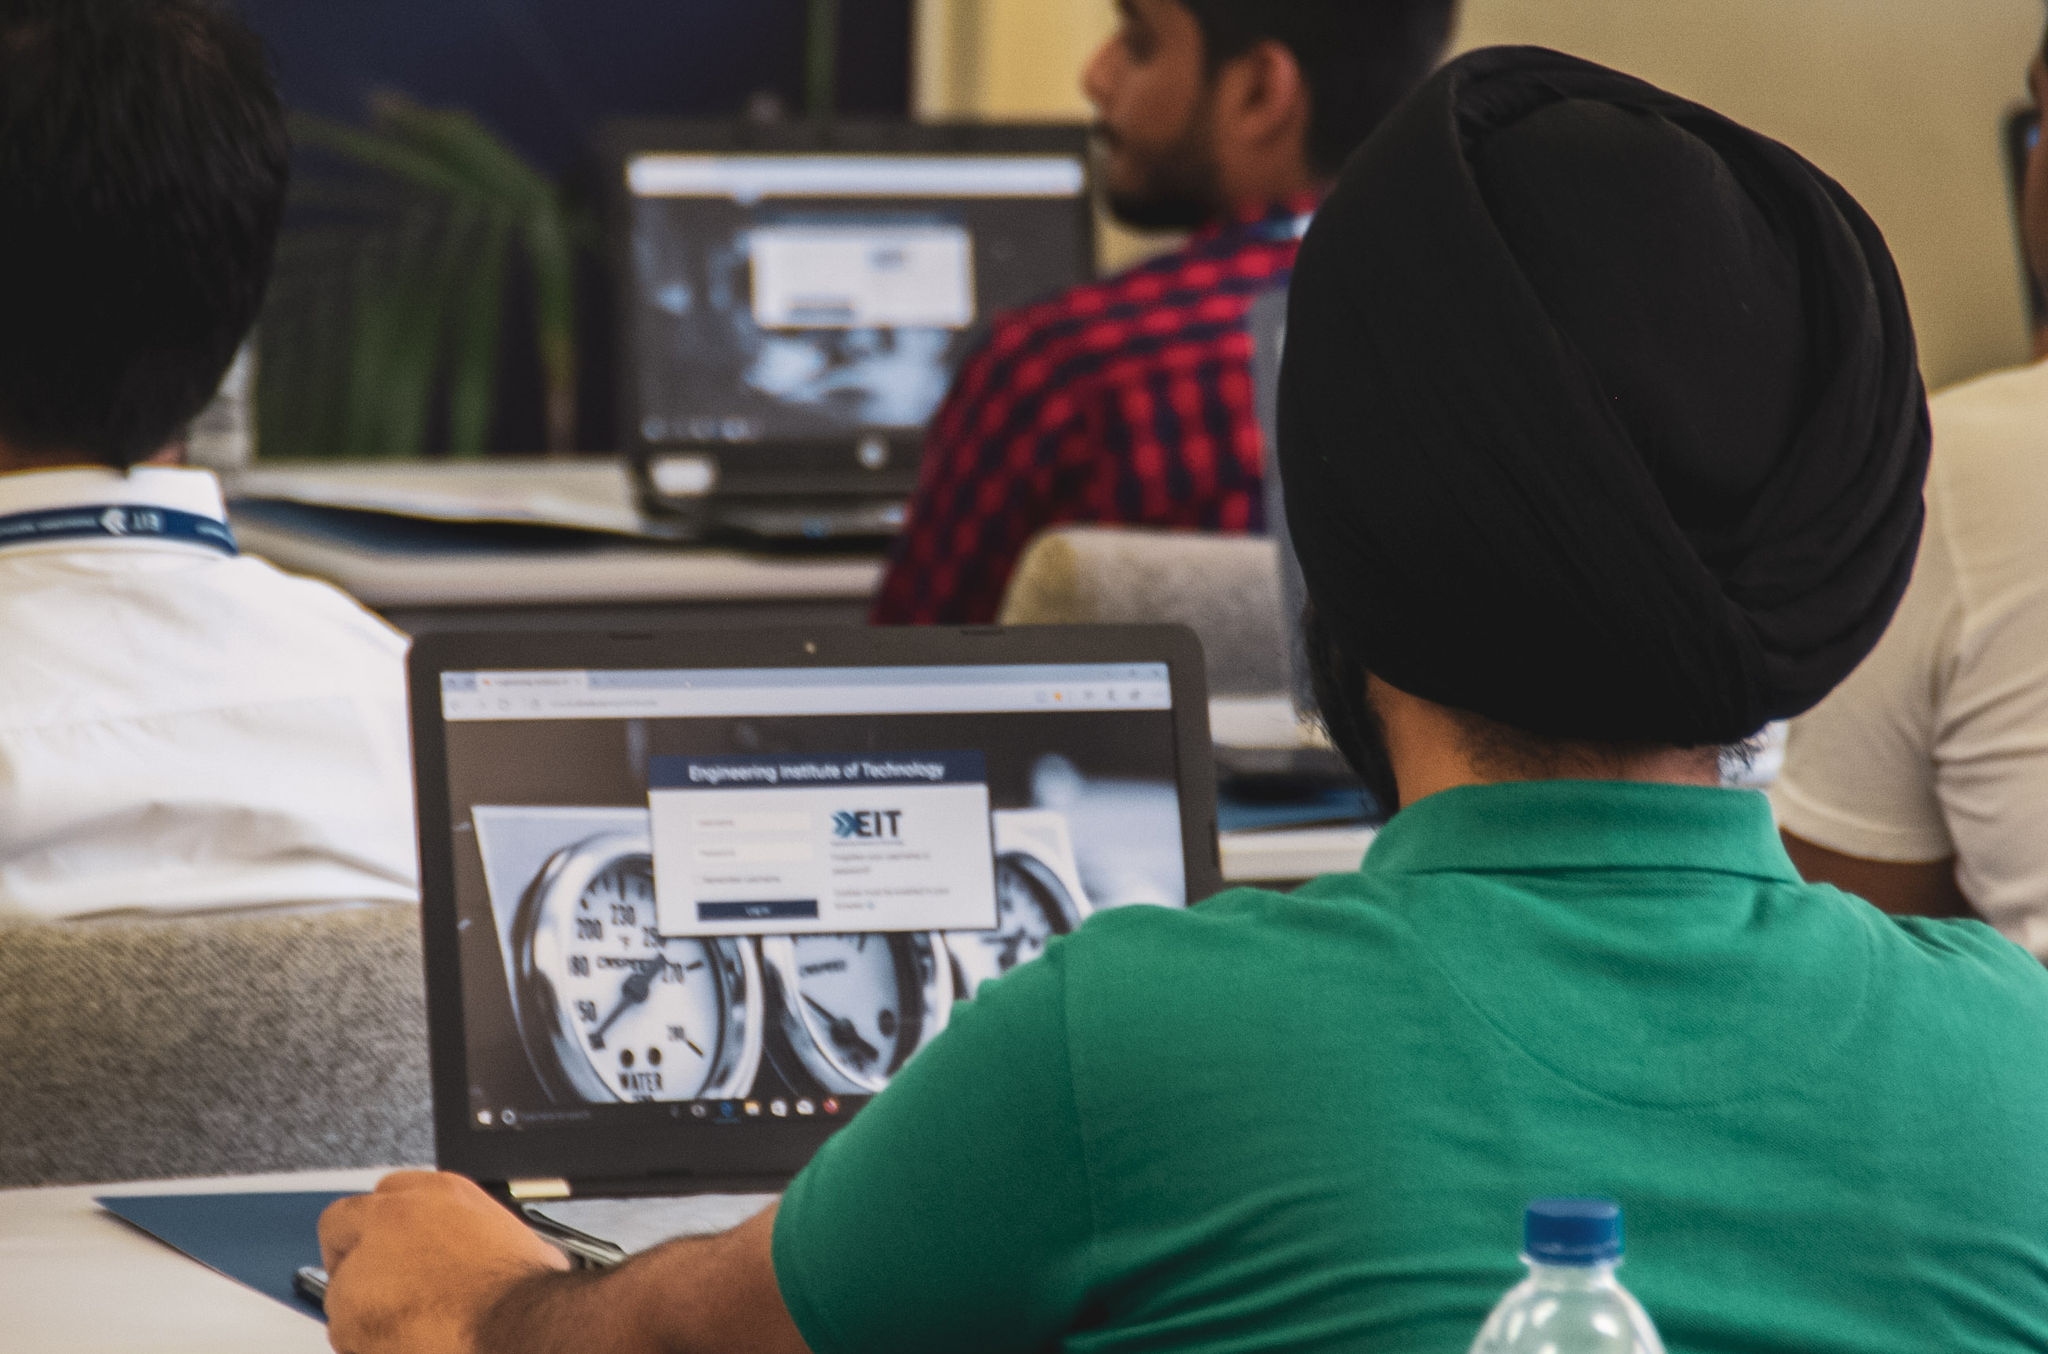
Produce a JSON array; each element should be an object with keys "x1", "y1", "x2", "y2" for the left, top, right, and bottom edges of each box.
[{"x1": 1525, "y1": 1197, "x2": 1623, "y2": 1265}]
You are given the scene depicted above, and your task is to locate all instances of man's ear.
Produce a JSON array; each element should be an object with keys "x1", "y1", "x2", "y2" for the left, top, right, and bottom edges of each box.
[{"x1": 1212, "y1": 38, "x2": 1312, "y2": 160}]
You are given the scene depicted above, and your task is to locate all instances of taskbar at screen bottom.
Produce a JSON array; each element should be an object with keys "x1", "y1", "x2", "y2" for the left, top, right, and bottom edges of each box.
[{"x1": 472, "y1": 1093, "x2": 867, "y2": 1133}]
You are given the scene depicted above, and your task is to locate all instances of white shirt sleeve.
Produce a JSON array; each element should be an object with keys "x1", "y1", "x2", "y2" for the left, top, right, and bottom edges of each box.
[{"x1": 1775, "y1": 364, "x2": 2048, "y2": 956}]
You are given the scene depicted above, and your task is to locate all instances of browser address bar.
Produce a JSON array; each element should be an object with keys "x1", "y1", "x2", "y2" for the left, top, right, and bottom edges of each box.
[{"x1": 442, "y1": 682, "x2": 1173, "y2": 722}]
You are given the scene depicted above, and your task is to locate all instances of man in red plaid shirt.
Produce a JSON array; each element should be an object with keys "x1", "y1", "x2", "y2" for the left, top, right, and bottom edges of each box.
[{"x1": 873, "y1": 0, "x2": 1457, "y2": 625}]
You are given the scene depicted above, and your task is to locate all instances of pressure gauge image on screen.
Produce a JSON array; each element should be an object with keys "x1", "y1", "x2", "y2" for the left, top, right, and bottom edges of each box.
[
  {"x1": 759, "y1": 932, "x2": 953, "y2": 1096},
  {"x1": 946, "y1": 809, "x2": 1095, "y2": 999},
  {"x1": 512, "y1": 830, "x2": 763, "y2": 1105}
]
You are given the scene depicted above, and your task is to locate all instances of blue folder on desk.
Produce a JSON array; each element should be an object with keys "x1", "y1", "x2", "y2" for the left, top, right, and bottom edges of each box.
[{"x1": 98, "y1": 1190, "x2": 349, "y2": 1323}]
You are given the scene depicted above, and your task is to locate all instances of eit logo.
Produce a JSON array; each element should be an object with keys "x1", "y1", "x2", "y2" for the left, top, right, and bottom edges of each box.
[{"x1": 833, "y1": 809, "x2": 903, "y2": 840}]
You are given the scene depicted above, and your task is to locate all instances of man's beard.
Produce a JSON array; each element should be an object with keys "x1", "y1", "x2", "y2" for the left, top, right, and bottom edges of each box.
[{"x1": 1095, "y1": 102, "x2": 1226, "y2": 232}]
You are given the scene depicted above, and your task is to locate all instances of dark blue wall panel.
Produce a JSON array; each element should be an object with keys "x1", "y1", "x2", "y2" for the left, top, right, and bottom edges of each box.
[{"x1": 240, "y1": 0, "x2": 911, "y2": 173}]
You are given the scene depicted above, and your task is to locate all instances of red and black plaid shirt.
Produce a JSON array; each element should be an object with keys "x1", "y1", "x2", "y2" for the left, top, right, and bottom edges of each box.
[{"x1": 871, "y1": 196, "x2": 1314, "y2": 625}]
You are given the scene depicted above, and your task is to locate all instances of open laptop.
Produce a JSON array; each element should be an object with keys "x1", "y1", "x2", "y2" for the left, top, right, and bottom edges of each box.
[
  {"x1": 410, "y1": 623, "x2": 1219, "y2": 1261},
  {"x1": 605, "y1": 120, "x2": 1097, "y2": 543}
]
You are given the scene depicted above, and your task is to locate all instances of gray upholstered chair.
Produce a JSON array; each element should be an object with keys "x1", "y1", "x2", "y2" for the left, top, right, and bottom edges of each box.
[
  {"x1": 0, "y1": 903, "x2": 432, "y2": 1187},
  {"x1": 996, "y1": 288, "x2": 1302, "y2": 703},
  {"x1": 998, "y1": 525, "x2": 1289, "y2": 696}
]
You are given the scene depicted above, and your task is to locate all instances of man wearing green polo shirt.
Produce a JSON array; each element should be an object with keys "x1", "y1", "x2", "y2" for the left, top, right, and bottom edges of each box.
[{"x1": 317, "y1": 49, "x2": 2048, "y2": 1354}]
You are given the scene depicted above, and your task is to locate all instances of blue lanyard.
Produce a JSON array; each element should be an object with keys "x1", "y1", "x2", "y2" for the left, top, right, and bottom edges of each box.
[{"x1": 0, "y1": 503, "x2": 238, "y2": 556}]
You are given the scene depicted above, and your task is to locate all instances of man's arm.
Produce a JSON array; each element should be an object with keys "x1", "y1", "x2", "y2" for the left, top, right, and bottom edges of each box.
[
  {"x1": 1780, "y1": 830, "x2": 1975, "y2": 921},
  {"x1": 322, "y1": 946, "x2": 1089, "y2": 1354},
  {"x1": 318, "y1": 1171, "x2": 808, "y2": 1354}
]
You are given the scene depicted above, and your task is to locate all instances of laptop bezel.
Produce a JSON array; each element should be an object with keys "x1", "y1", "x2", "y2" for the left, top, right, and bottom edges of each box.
[
  {"x1": 411, "y1": 622, "x2": 1219, "y2": 1195},
  {"x1": 599, "y1": 118, "x2": 1098, "y2": 509}
]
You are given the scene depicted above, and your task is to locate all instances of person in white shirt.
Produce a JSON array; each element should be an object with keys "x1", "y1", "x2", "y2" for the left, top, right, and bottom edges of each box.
[
  {"x1": 1773, "y1": 24, "x2": 2048, "y2": 957},
  {"x1": 0, "y1": 0, "x2": 415, "y2": 918}
]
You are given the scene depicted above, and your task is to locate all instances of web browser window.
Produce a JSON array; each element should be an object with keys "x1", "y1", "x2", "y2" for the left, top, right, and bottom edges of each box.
[{"x1": 439, "y1": 663, "x2": 1185, "y2": 1133}]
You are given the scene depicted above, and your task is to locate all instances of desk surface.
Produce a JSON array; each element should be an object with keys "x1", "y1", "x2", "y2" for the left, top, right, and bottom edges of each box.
[
  {"x1": 1221, "y1": 825, "x2": 1374, "y2": 883},
  {"x1": 226, "y1": 460, "x2": 886, "y2": 613},
  {"x1": 0, "y1": 1167, "x2": 391, "y2": 1354},
  {"x1": 234, "y1": 514, "x2": 885, "y2": 612}
]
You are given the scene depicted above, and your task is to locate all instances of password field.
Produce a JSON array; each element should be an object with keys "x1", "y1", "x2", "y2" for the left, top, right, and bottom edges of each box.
[{"x1": 692, "y1": 839, "x2": 814, "y2": 864}]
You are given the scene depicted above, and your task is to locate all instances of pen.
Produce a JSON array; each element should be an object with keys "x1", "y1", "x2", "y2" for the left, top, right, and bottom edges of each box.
[{"x1": 294, "y1": 1264, "x2": 330, "y2": 1307}]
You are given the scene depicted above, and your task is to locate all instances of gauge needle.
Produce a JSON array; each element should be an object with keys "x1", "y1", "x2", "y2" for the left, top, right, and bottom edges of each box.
[
  {"x1": 802, "y1": 993, "x2": 881, "y2": 1068},
  {"x1": 589, "y1": 959, "x2": 662, "y2": 1048}
]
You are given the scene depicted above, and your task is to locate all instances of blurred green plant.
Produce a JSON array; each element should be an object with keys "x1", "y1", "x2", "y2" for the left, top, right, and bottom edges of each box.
[
  {"x1": 257, "y1": 94, "x2": 591, "y2": 458},
  {"x1": 807, "y1": 0, "x2": 840, "y2": 118}
]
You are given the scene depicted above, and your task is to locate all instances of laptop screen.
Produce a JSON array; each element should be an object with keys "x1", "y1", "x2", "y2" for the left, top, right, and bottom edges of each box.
[
  {"x1": 623, "y1": 151, "x2": 1090, "y2": 450},
  {"x1": 438, "y1": 660, "x2": 1187, "y2": 1140}
]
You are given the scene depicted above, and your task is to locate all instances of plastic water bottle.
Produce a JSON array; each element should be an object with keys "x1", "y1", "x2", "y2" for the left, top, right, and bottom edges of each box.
[{"x1": 1467, "y1": 1198, "x2": 1666, "y2": 1354}]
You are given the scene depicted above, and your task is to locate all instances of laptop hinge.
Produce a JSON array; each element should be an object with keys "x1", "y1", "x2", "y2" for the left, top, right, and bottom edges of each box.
[{"x1": 508, "y1": 1178, "x2": 573, "y2": 1202}]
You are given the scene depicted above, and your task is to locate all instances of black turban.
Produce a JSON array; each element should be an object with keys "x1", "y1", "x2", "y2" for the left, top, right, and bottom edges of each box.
[{"x1": 1278, "y1": 46, "x2": 1930, "y2": 746}]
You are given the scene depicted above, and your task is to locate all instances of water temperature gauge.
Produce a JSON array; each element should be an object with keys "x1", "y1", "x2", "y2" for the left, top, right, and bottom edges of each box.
[{"x1": 511, "y1": 831, "x2": 762, "y2": 1104}]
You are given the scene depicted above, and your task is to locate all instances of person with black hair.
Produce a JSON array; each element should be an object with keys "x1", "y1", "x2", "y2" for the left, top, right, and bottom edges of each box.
[
  {"x1": 321, "y1": 48, "x2": 2048, "y2": 1354},
  {"x1": 0, "y1": 0, "x2": 416, "y2": 917},
  {"x1": 871, "y1": 0, "x2": 1456, "y2": 625}
]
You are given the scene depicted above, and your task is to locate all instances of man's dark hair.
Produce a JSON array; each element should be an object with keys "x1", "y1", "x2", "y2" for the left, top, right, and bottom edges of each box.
[
  {"x1": 1182, "y1": 0, "x2": 1459, "y2": 176},
  {"x1": 0, "y1": 0, "x2": 288, "y2": 469}
]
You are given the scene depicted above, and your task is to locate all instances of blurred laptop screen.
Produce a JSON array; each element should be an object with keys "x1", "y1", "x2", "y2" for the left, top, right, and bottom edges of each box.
[{"x1": 624, "y1": 149, "x2": 1091, "y2": 447}]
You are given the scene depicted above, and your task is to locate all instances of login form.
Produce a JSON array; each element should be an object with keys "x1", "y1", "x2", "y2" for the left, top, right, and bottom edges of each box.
[{"x1": 647, "y1": 752, "x2": 997, "y2": 937}]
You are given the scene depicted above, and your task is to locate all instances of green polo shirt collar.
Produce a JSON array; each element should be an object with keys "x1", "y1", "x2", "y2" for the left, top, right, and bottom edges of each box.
[{"x1": 1362, "y1": 779, "x2": 1801, "y2": 883}]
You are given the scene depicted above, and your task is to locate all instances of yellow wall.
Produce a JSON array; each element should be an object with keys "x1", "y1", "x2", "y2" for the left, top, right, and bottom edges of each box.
[
  {"x1": 916, "y1": 0, "x2": 2043, "y2": 389},
  {"x1": 916, "y1": 0, "x2": 1114, "y2": 119}
]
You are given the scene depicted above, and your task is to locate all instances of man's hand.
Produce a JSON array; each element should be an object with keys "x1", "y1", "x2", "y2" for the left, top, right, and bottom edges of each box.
[
  {"x1": 319, "y1": 1171, "x2": 570, "y2": 1354},
  {"x1": 318, "y1": 1174, "x2": 807, "y2": 1354}
]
